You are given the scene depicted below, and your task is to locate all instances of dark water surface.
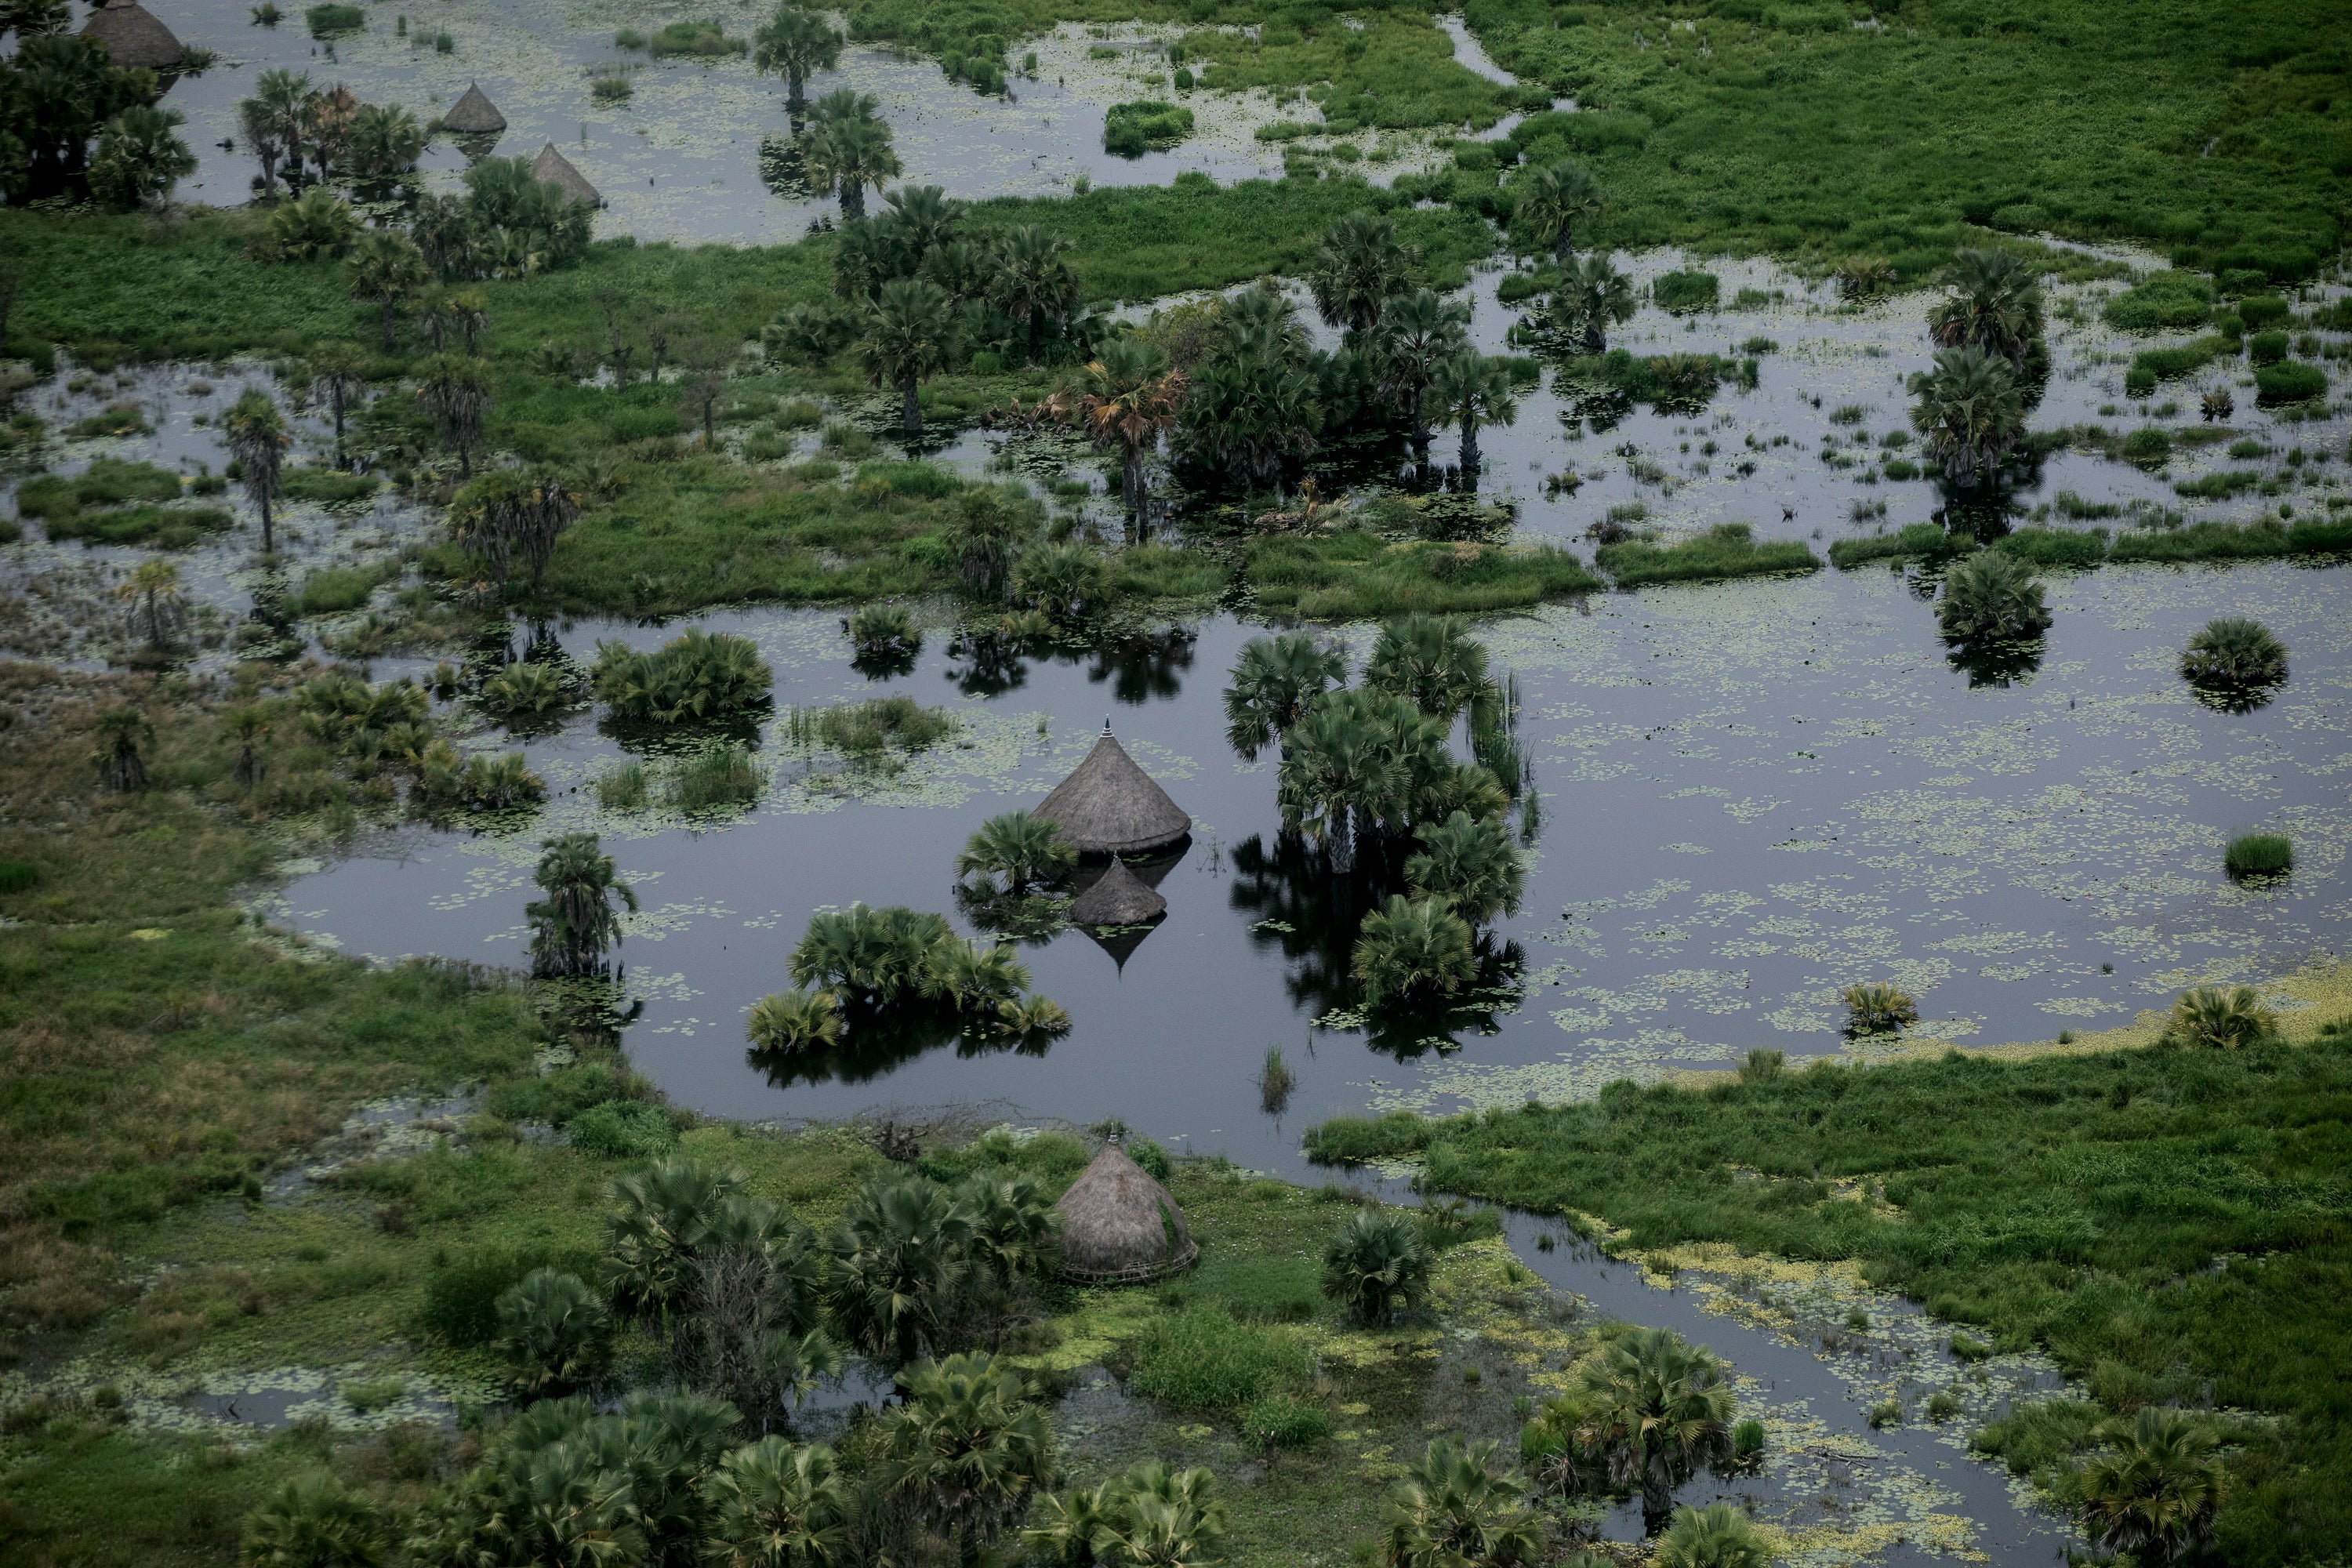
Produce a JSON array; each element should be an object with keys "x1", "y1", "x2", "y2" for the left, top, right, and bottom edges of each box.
[{"x1": 263, "y1": 557, "x2": 2351, "y2": 1177}]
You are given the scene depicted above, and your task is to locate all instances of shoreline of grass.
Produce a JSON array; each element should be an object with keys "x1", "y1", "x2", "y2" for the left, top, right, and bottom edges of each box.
[
  {"x1": 1594, "y1": 522, "x2": 1819, "y2": 587},
  {"x1": 1831, "y1": 516, "x2": 2352, "y2": 572}
]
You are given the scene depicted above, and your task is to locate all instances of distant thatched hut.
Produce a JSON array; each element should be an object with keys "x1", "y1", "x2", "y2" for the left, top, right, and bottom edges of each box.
[
  {"x1": 442, "y1": 82, "x2": 507, "y2": 134},
  {"x1": 1032, "y1": 723, "x2": 1190, "y2": 855},
  {"x1": 1067, "y1": 855, "x2": 1166, "y2": 927},
  {"x1": 531, "y1": 141, "x2": 600, "y2": 206},
  {"x1": 1055, "y1": 1141, "x2": 1196, "y2": 1284},
  {"x1": 80, "y1": 0, "x2": 183, "y2": 71}
]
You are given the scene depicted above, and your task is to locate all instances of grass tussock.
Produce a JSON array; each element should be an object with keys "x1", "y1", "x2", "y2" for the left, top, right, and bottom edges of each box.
[
  {"x1": 1243, "y1": 533, "x2": 1599, "y2": 619},
  {"x1": 1595, "y1": 523, "x2": 1819, "y2": 587}
]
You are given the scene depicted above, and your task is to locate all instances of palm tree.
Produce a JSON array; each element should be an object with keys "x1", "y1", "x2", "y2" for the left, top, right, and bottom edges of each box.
[
  {"x1": 494, "y1": 1269, "x2": 613, "y2": 1397},
  {"x1": 955, "y1": 812, "x2": 1076, "y2": 892},
  {"x1": 416, "y1": 354, "x2": 492, "y2": 477},
  {"x1": 1427, "y1": 349, "x2": 1516, "y2": 477},
  {"x1": 881, "y1": 1352, "x2": 1053, "y2": 1559},
  {"x1": 2078, "y1": 1408, "x2": 2225, "y2": 1567},
  {"x1": 525, "y1": 832, "x2": 638, "y2": 978},
  {"x1": 1276, "y1": 695, "x2": 1414, "y2": 844},
  {"x1": 920, "y1": 238, "x2": 997, "y2": 310},
  {"x1": 951, "y1": 1172, "x2": 1059, "y2": 1290},
  {"x1": 858, "y1": 277, "x2": 954, "y2": 437},
  {"x1": 1365, "y1": 614, "x2": 1490, "y2": 721},
  {"x1": 230, "y1": 706, "x2": 270, "y2": 789},
  {"x1": 1308, "y1": 210, "x2": 1410, "y2": 336},
  {"x1": 1322, "y1": 1208, "x2": 1433, "y2": 1325},
  {"x1": 752, "y1": 5, "x2": 844, "y2": 117},
  {"x1": 799, "y1": 91, "x2": 898, "y2": 220},
  {"x1": 1549, "y1": 253, "x2": 1635, "y2": 353},
  {"x1": 238, "y1": 67, "x2": 310, "y2": 198},
  {"x1": 114, "y1": 559, "x2": 188, "y2": 653},
  {"x1": 1512, "y1": 161, "x2": 1602, "y2": 261},
  {"x1": 89, "y1": 104, "x2": 196, "y2": 210},
  {"x1": 1573, "y1": 1326, "x2": 1736, "y2": 1533},
  {"x1": 878, "y1": 183, "x2": 959, "y2": 262},
  {"x1": 1183, "y1": 348, "x2": 1321, "y2": 495},
  {"x1": 449, "y1": 467, "x2": 581, "y2": 590},
  {"x1": 705, "y1": 1436, "x2": 852, "y2": 1568},
  {"x1": 990, "y1": 224, "x2": 1082, "y2": 359},
  {"x1": 1352, "y1": 895, "x2": 1475, "y2": 1008},
  {"x1": 1383, "y1": 1437, "x2": 1544, "y2": 1568},
  {"x1": 1929, "y1": 248, "x2": 2044, "y2": 372},
  {"x1": 604, "y1": 1157, "x2": 743, "y2": 1334},
  {"x1": 94, "y1": 706, "x2": 149, "y2": 792},
  {"x1": 346, "y1": 229, "x2": 428, "y2": 350},
  {"x1": 1405, "y1": 811, "x2": 1523, "y2": 924},
  {"x1": 307, "y1": 343, "x2": 368, "y2": 467},
  {"x1": 223, "y1": 388, "x2": 289, "y2": 554},
  {"x1": 1908, "y1": 345, "x2": 2024, "y2": 487},
  {"x1": 1654, "y1": 1503, "x2": 1770, "y2": 1568},
  {"x1": 828, "y1": 1175, "x2": 968, "y2": 1367},
  {"x1": 1223, "y1": 630, "x2": 1345, "y2": 760},
  {"x1": 241, "y1": 1474, "x2": 388, "y2": 1568},
  {"x1": 345, "y1": 102, "x2": 425, "y2": 191},
  {"x1": 1936, "y1": 551, "x2": 2049, "y2": 642},
  {"x1": 1073, "y1": 336, "x2": 1185, "y2": 518},
  {"x1": 1377, "y1": 289, "x2": 1472, "y2": 453}
]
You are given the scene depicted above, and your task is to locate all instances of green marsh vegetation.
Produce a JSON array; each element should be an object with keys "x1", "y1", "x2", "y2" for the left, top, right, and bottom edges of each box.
[{"x1": 1305, "y1": 999, "x2": 2352, "y2": 1563}]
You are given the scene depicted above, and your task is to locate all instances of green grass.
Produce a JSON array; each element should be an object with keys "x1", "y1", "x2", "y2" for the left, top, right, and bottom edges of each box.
[
  {"x1": 1307, "y1": 1031, "x2": 2352, "y2": 1564},
  {"x1": 2110, "y1": 517, "x2": 2352, "y2": 564},
  {"x1": 647, "y1": 19, "x2": 743, "y2": 56},
  {"x1": 15, "y1": 459, "x2": 180, "y2": 517},
  {"x1": 1457, "y1": 0, "x2": 2343, "y2": 276},
  {"x1": 1171, "y1": 12, "x2": 1519, "y2": 133},
  {"x1": 1242, "y1": 532, "x2": 1601, "y2": 619},
  {"x1": 1104, "y1": 100, "x2": 1195, "y2": 157},
  {"x1": 292, "y1": 566, "x2": 388, "y2": 616},
  {"x1": 1828, "y1": 521, "x2": 1970, "y2": 569},
  {"x1": 38, "y1": 505, "x2": 234, "y2": 549},
  {"x1": 1595, "y1": 523, "x2": 1819, "y2": 587},
  {"x1": 1126, "y1": 1303, "x2": 1316, "y2": 1410},
  {"x1": 279, "y1": 468, "x2": 379, "y2": 506},
  {"x1": 2223, "y1": 831, "x2": 2293, "y2": 877}
]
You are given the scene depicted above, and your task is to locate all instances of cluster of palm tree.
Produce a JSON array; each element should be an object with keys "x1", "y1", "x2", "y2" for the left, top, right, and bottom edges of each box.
[
  {"x1": 750, "y1": 900, "x2": 1073, "y2": 1057},
  {"x1": 1490, "y1": 162, "x2": 1642, "y2": 360},
  {"x1": 1026, "y1": 1458, "x2": 1227, "y2": 1566},
  {"x1": 1908, "y1": 249, "x2": 2049, "y2": 488},
  {"x1": 261, "y1": 1156, "x2": 1076, "y2": 1566},
  {"x1": 448, "y1": 467, "x2": 580, "y2": 592},
  {"x1": 524, "y1": 832, "x2": 637, "y2": 979},
  {"x1": 277, "y1": 667, "x2": 543, "y2": 814},
  {"x1": 590, "y1": 629, "x2": 775, "y2": 724},
  {"x1": 87, "y1": 101, "x2": 195, "y2": 211},
  {"x1": 0, "y1": 31, "x2": 156, "y2": 205},
  {"x1": 238, "y1": 68, "x2": 423, "y2": 199},
  {"x1": 794, "y1": 88, "x2": 901, "y2": 220},
  {"x1": 1221, "y1": 617, "x2": 1527, "y2": 1017}
]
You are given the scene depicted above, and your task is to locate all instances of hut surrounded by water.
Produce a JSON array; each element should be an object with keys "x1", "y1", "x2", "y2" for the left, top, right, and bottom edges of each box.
[
  {"x1": 1032, "y1": 722, "x2": 1190, "y2": 855},
  {"x1": 531, "y1": 141, "x2": 601, "y2": 206},
  {"x1": 443, "y1": 83, "x2": 507, "y2": 134},
  {"x1": 1054, "y1": 1141, "x2": 1196, "y2": 1283},
  {"x1": 1066, "y1": 855, "x2": 1166, "y2": 927},
  {"x1": 80, "y1": 0, "x2": 183, "y2": 71}
]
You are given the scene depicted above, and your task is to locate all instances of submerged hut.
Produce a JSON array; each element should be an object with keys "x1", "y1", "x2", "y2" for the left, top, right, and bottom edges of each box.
[
  {"x1": 1054, "y1": 1141, "x2": 1196, "y2": 1284},
  {"x1": 1032, "y1": 722, "x2": 1190, "y2": 855},
  {"x1": 1067, "y1": 855, "x2": 1166, "y2": 927},
  {"x1": 531, "y1": 141, "x2": 601, "y2": 206},
  {"x1": 80, "y1": 0, "x2": 184, "y2": 71},
  {"x1": 442, "y1": 83, "x2": 507, "y2": 135}
]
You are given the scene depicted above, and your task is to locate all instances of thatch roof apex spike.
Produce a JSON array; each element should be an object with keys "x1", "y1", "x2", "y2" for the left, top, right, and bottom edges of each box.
[{"x1": 1053, "y1": 1142, "x2": 1197, "y2": 1284}]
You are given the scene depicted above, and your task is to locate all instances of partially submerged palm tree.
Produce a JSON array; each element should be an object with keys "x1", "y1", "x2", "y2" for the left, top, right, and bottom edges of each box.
[
  {"x1": 1513, "y1": 160, "x2": 1603, "y2": 262},
  {"x1": 1548, "y1": 252, "x2": 1636, "y2": 354},
  {"x1": 1352, "y1": 894, "x2": 1475, "y2": 1008},
  {"x1": 1908, "y1": 345, "x2": 2024, "y2": 486},
  {"x1": 1073, "y1": 336, "x2": 1185, "y2": 521},
  {"x1": 525, "y1": 832, "x2": 637, "y2": 978},
  {"x1": 744, "y1": 988, "x2": 844, "y2": 1053},
  {"x1": 1405, "y1": 810, "x2": 1524, "y2": 924},
  {"x1": 1308, "y1": 209, "x2": 1410, "y2": 335},
  {"x1": 115, "y1": 558, "x2": 187, "y2": 652},
  {"x1": 1842, "y1": 981, "x2": 1919, "y2": 1035},
  {"x1": 1428, "y1": 347, "x2": 1518, "y2": 477},
  {"x1": 956, "y1": 811, "x2": 1076, "y2": 892},
  {"x1": 1321, "y1": 1207, "x2": 1432, "y2": 1325},
  {"x1": 750, "y1": 4, "x2": 842, "y2": 116},
  {"x1": 2180, "y1": 616, "x2": 2286, "y2": 691},
  {"x1": 1936, "y1": 551, "x2": 2050, "y2": 642},
  {"x1": 2078, "y1": 1407, "x2": 2226, "y2": 1567},
  {"x1": 1383, "y1": 1436, "x2": 1544, "y2": 1566},
  {"x1": 1929, "y1": 248, "x2": 2045, "y2": 372},
  {"x1": 1655, "y1": 1502, "x2": 1771, "y2": 1568},
  {"x1": 1222, "y1": 630, "x2": 1345, "y2": 760},
  {"x1": 798, "y1": 91, "x2": 898, "y2": 220},
  {"x1": 238, "y1": 67, "x2": 309, "y2": 197},
  {"x1": 859, "y1": 276, "x2": 953, "y2": 437},
  {"x1": 223, "y1": 388, "x2": 289, "y2": 554},
  {"x1": 1377, "y1": 287, "x2": 1472, "y2": 453},
  {"x1": 1366, "y1": 614, "x2": 1490, "y2": 722},
  {"x1": 990, "y1": 223, "x2": 1083, "y2": 359},
  {"x1": 1573, "y1": 1325, "x2": 1736, "y2": 1533}
]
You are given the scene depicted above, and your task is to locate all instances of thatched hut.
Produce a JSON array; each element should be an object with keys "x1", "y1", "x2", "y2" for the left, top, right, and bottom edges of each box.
[
  {"x1": 1054, "y1": 1141, "x2": 1196, "y2": 1284},
  {"x1": 1067, "y1": 855, "x2": 1166, "y2": 927},
  {"x1": 80, "y1": 0, "x2": 183, "y2": 71},
  {"x1": 442, "y1": 83, "x2": 507, "y2": 135},
  {"x1": 1032, "y1": 722, "x2": 1190, "y2": 855},
  {"x1": 531, "y1": 141, "x2": 600, "y2": 206}
]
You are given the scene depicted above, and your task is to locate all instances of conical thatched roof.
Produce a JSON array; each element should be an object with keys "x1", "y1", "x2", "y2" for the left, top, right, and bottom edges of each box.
[
  {"x1": 1054, "y1": 1142, "x2": 1196, "y2": 1284},
  {"x1": 1068, "y1": 855, "x2": 1166, "y2": 927},
  {"x1": 442, "y1": 82, "x2": 506, "y2": 134},
  {"x1": 80, "y1": 0, "x2": 183, "y2": 70},
  {"x1": 1032, "y1": 723, "x2": 1190, "y2": 855},
  {"x1": 531, "y1": 141, "x2": 600, "y2": 205}
]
